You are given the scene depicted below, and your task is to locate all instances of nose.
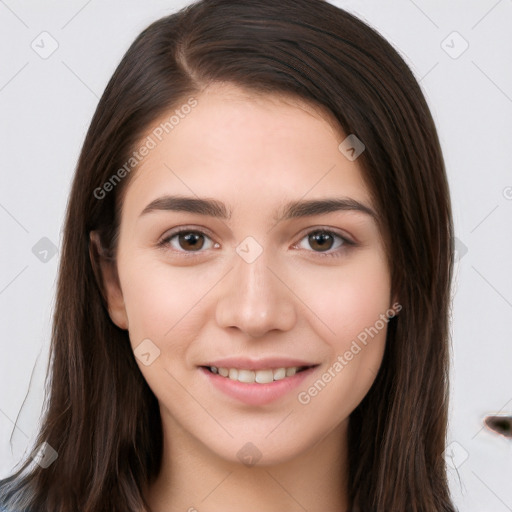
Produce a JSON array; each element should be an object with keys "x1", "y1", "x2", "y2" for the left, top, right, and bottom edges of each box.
[{"x1": 215, "y1": 246, "x2": 297, "y2": 338}]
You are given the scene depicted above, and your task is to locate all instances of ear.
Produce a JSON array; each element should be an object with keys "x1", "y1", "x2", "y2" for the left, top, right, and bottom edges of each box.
[{"x1": 89, "y1": 230, "x2": 129, "y2": 330}]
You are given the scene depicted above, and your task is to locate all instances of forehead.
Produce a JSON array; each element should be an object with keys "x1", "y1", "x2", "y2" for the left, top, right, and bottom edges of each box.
[{"x1": 120, "y1": 83, "x2": 372, "y2": 221}]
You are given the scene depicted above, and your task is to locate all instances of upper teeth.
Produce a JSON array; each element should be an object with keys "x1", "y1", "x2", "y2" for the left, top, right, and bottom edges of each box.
[{"x1": 210, "y1": 366, "x2": 303, "y2": 383}]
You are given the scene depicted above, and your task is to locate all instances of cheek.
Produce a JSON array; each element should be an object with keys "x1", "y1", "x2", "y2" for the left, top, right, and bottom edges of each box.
[
  {"x1": 118, "y1": 255, "x2": 216, "y2": 352},
  {"x1": 117, "y1": 257, "x2": 211, "y2": 400},
  {"x1": 293, "y1": 256, "x2": 390, "y2": 419},
  {"x1": 293, "y1": 251, "x2": 391, "y2": 345},
  {"x1": 291, "y1": 252, "x2": 390, "y2": 411}
]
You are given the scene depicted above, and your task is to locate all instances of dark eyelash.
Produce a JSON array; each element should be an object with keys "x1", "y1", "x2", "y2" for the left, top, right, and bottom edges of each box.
[{"x1": 158, "y1": 228, "x2": 355, "y2": 258}]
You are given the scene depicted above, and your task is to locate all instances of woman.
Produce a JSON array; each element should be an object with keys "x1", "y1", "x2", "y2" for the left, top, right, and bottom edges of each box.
[{"x1": 0, "y1": 0, "x2": 456, "y2": 510}]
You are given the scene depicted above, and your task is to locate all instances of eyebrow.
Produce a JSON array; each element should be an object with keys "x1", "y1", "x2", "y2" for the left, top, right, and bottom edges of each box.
[{"x1": 138, "y1": 195, "x2": 377, "y2": 222}]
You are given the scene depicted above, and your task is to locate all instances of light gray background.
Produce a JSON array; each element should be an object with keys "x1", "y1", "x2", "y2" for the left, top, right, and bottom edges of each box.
[{"x1": 1, "y1": 1, "x2": 511, "y2": 510}]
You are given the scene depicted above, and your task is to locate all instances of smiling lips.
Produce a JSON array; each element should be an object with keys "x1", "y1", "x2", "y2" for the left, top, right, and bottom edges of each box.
[
  {"x1": 200, "y1": 357, "x2": 318, "y2": 384},
  {"x1": 199, "y1": 362, "x2": 319, "y2": 406},
  {"x1": 198, "y1": 356, "x2": 319, "y2": 404}
]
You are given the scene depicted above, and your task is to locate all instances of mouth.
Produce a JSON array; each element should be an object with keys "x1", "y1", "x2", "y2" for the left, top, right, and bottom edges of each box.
[
  {"x1": 200, "y1": 364, "x2": 316, "y2": 384},
  {"x1": 199, "y1": 363, "x2": 319, "y2": 406}
]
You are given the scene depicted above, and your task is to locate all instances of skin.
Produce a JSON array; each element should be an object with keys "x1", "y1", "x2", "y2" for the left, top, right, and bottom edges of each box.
[{"x1": 98, "y1": 83, "x2": 395, "y2": 512}]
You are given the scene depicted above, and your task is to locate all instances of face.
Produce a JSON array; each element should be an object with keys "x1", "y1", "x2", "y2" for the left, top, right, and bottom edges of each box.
[{"x1": 100, "y1": 83, "x2": 395, "y2": 466}]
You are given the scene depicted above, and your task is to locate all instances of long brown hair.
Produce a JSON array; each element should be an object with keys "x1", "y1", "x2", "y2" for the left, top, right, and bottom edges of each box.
[{"x1": 0, "y1": 0, "x2": 455, "y2": 510}]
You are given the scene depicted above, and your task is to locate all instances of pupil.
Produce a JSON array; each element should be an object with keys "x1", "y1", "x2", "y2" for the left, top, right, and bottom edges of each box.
[
  {"x1": 180, "y1": 232, "x2": 204, "y2": 251},
  {"x1": 309, "y1": 232, "x2": 333, "y2": 251}
]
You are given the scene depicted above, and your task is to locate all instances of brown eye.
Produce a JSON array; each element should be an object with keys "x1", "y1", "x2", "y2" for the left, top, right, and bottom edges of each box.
[
  {"x1": 159, "y1": 229, "x2": 216, "y2": 254},
  {"x1": 308, "y1": 231, "x2": 336, "y2": 252},
  {"x1": 177, "y1": 232, "x2": 205, "y2": 251},
  {"x1": 294, "y1": 228, "x2": 354, "y2": 259}
]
